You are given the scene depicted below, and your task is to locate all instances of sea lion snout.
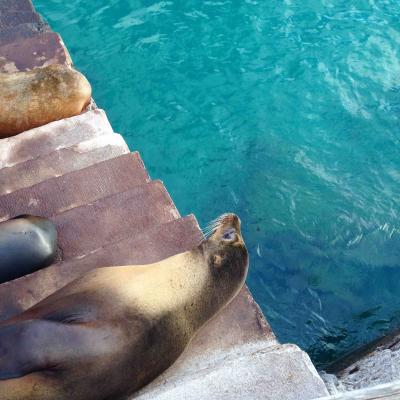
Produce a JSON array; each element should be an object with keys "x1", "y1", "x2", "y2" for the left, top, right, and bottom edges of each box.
[{"x1": 217, "y1": 213, "x2": 240, "y2": 229}]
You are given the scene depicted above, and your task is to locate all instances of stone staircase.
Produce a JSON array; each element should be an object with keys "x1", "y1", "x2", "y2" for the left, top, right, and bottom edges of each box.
[{"x1": 0, "y1": 1, "x2": 328, "y2": 399}]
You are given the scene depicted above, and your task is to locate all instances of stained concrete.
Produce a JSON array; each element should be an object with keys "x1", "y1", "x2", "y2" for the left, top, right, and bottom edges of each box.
[
  {"x1": 0, "y1": 134, "x2": 129, "y2": 194},
  {"x1": 0, "y1": 17, "x2": 49, "y2": 46},
  {"x1": 0, "y1": 10, "x2": 43, "y2": 30},
  {"x1": 53, "y1": 180, "x2": 180, "y2": 258},
  {"x1": 0, "y1": 109, "x2": 114, "y2": 168},
  {"x1": 0, "y1": 0, "x2": 34, "y2": 12},
  {"x1": 0, "y1": 32, "x2": 71, "y2": 72},
  {"x1": 321, "y1": 334, "x2": 400, "y2": 394},
  {"x1": 0, "y1": 153, "x2": 149, "y2": 221},
  {"x1": 135, "y1": 343, "x2": 328, "y2": 400}
]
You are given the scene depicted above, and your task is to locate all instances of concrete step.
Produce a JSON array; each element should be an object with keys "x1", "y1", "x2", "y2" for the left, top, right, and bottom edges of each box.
[
  {"x1": 0, "y1": 21, "x2": 49, "y2": 46},
  {"x1": 0, "y1": 134, "x2": 130, "y2": 195},
  {"x1": 0, "y1": 152, "x2": 149, "y2": 221},
  {"x1": 0, "y1": 109, "x2": 113, "y2": 168},
  {"x1": 54, "y1": 180, "x2": 179, "y2": 259},
  {"x1": 0, "y1": 10, "x2": 43, "y2": 30},
  {"x1": 0, "y1": 215, "x2": 202, "y2": 320},
  {"x1": 134, "y1": 342, "x2": 328, "y2": 400},
  {"x1": 0, "y1": 10, "x2": 50, "y2": 46},
  {"x1": 0, "y1": 31, "x2": 71, "y2": 72},
  {"x1": 0, "y1": 0, "x2": 34, "y2": 13}
]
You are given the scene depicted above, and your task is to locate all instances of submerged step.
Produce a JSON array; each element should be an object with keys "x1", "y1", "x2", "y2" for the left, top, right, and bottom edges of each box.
[
  {"x1": 0, "y1": 215, "x2": 202, "y2": 320},
  {"x1": 0, "y1": 32, "x2": 71, "y2": 72},
  {"x1": 0, "y1": 134, "x2": 129, "y2": 195},
  {"x1": 54, "y1": 180, "x2": 180, "y2": 259},
  {"x1": 0, "y1": 109, "x2": 113, "y2": 168},
  {"x1": 0, "y1": 152, "x2": 149, "y2": 221}
]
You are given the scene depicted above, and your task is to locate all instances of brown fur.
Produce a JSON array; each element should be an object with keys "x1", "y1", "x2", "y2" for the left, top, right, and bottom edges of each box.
[
  {"x1": 0, "y1": 214, "x2": 248, "y2": 400},
  {"x1": 0, "y1": 64, "x2": 91, "y2": 137}
]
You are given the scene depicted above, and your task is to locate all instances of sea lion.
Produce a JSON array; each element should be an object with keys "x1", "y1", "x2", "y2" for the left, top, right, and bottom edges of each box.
[
  {"x1": 0, "y1": 64, "x2": 91, "y2": 137},
  {"x1": 0, "y1": 213, "x2": 248, "y2": 400},
  {"x1": 0, "y1": 215, "x2": 57, "y2": 284}
]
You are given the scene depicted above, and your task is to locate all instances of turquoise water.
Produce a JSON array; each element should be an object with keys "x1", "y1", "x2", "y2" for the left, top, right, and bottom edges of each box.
[{"x1": 34, "y1": 0, "x2": 400, "y2": 367}]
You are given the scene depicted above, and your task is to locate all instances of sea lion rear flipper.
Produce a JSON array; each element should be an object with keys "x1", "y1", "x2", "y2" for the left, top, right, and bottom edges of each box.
[
  {"x1": 0, "y1": 320, "x2": 48, "y2": 379},
  {"x1": 0, "y1": 319, "x2": 109, "y2": 380}
]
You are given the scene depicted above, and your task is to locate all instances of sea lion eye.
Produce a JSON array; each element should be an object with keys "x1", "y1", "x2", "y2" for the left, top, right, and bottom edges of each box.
[{"x1": 222, "y1": 228, "x2": 236, "y2": 241}]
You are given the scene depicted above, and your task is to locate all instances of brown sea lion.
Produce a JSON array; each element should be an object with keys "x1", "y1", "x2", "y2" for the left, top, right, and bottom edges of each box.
[
  {"x1": 0, "y1": 215, "x2": 57, "y2": 284},
  {"x1": 0, "y1": 64, "x2": 91, "y2": 137},
  {"x1": 0, "y1": 213, "x2": 248, "y2": 400}
]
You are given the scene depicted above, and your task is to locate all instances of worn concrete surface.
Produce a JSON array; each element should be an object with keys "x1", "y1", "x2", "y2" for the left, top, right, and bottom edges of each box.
[
  {"x1": 0, "y1": 134, "x2": 129, "y2": 196},
  {"x1": 315, "y1": 380, "x2": 400, "y2": 400},
  {"x1": 0, "y1": 0, "x2": 35, "y2": 12},
  {"x1": 337, "y1": 348, "x2": 400, "y2": 391},
  {"x1": 0, "y1": 134, "x2": 129, "y2": 194},
  {"x1": 321, "y1": 333, "x2": 400, "y2": 394},
  {"x1": 135, "y1": 342, "x2": 328, "y2": 400},
  {"x1": 0, "y1": 21, "x2": 44, "y2": 44},
  {"x1": 0, "y1": 10, "x2": 43, "y2": 30},
  {"x1": 0, "y1": 109, "x2": 113, "y2": 168},
  {"x1": 0, "y1": 152, "x2": 149, "y2": 221},
  {"x1": 0, "y1": 0, "x2": 48, "y2": 48},
  {"x1": 0, "y1": 32, "x2": 71, "y2": 72},
  {"x1": 53, "y1": 180, "x2": 180, "y2": 258}
]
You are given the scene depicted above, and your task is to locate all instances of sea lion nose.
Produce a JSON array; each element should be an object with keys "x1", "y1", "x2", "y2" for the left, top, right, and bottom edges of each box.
[{"x1": 221, "y1": 214, "x2": 240, "y2": 231}]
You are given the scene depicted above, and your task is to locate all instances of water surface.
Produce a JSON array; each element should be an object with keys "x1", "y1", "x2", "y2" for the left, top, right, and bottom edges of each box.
[{"x1": 34, "y1": 0, "x2": 400, "y2": 367}]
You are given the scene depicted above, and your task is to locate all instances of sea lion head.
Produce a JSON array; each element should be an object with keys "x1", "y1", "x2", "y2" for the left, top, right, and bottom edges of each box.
[{"x1": 201, "y1": 213, "x2": 249, "y2": 287}]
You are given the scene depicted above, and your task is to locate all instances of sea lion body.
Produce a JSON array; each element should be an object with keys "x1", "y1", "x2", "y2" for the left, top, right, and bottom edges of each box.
[
  {"x1": 0, "y1": 214, "x2": 248, "y2": 400},
  {"x1": 0, "y1": 216, "x2": 57, "y2": 284},
  {"x1": 0, "y1": 64, "x2": 91, "y2": 137}
]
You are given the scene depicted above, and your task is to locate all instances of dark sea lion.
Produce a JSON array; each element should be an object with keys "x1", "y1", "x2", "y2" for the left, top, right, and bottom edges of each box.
[
  {"x1": 0, "y1": 64, "x2": 91, "y2": 138},
  {"x1": 0, "y1": 213, "x2": 248, "y2": 400},
  {"x1": 0, "y1": 215, "x2": 57, "y2": 284}
]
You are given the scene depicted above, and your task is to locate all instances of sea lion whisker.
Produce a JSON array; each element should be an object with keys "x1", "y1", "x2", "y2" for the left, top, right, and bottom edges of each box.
[{"x1": 202, "y1": 213, "x2": 233, "y2": 238}]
